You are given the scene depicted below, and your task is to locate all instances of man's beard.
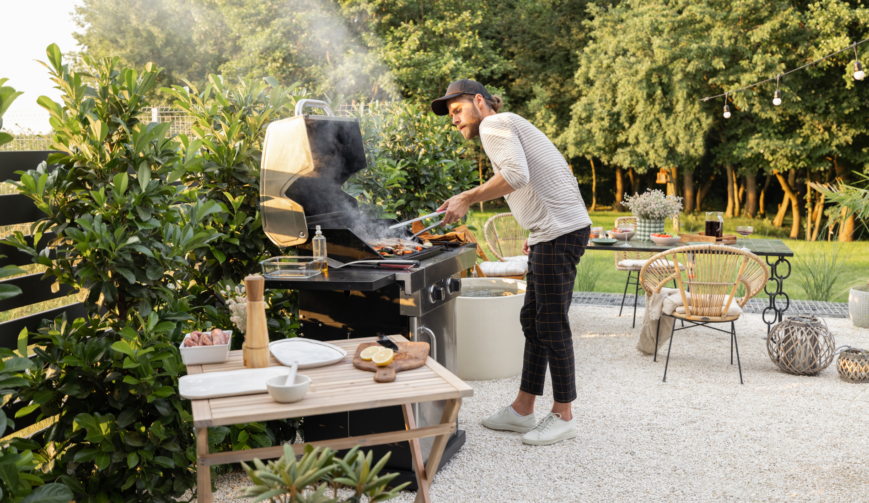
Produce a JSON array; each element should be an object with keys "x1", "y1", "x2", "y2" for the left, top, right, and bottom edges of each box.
[{"x1": 461, "y1": 105, "x2": 483, "y2": 139}]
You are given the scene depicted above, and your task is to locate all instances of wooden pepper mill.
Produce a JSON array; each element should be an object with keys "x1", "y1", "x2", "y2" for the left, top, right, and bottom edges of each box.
[{"x1": 244, "y1": 275, "x2": 270, "y2": 368}]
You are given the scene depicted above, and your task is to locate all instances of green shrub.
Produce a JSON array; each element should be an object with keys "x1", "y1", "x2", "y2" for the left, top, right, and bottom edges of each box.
[
  {"x1": 792, "y1": 244, "x2": 852, "y2": 302},
  {"x1": 344, "y1": 101, "x2": 478, "y2": 221},
  {"x1": 240, "y1": 445, "x2": 409, "y2": 503}
]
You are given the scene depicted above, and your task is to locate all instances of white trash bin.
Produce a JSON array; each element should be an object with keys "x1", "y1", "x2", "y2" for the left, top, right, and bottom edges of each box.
[{"x1": 456, "y1": 278, "x2": 527, "y2": 380}]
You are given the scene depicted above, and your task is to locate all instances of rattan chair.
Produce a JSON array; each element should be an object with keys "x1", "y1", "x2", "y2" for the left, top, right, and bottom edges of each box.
[
  {"x1": 639, "y1": 245, "x2": 769, "y2": 384},
  {"x1": 459, "y1": 224, "x2": 525, "y2": 280},
  {"x1": 482, "y1": 213, "x2": 529, "y2": 279},
  {"x1": 614, "y1": 216, "x2": 654, "y2": 328}
]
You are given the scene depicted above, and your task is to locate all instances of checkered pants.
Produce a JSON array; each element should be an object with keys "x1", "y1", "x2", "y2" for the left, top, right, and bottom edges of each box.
[{"x1": 519, "y1": 227, "x2": 589, "y2": 403}]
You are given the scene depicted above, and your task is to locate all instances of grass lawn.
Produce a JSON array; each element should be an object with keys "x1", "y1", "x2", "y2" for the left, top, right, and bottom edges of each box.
[{"x1": 466, "y1": 208, "x2": 869, "y2": 303}]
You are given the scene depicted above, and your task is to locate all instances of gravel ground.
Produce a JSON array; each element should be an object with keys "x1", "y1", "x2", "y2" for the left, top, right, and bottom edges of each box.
[{"x1": 194, "y1": 306, "x2": 869, "y2": 502}]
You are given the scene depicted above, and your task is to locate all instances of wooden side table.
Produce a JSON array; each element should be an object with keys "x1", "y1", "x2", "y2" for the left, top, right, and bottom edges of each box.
[{"x1": 187, "y1": 335, "x2": 473, "y2": 503}]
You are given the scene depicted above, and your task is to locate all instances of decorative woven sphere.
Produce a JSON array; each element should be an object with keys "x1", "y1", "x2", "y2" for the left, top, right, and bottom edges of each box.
[
  {"x1": 837, "y1": 349, "x2": 869, "y2": 383},
  {"x1": 767, "y1": 315, "x2": 836, "y2": 376}
]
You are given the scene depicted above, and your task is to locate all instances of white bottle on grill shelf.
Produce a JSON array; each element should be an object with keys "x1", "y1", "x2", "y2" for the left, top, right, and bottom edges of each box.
[{"x1": 312, "y1": 225, "x2": 328, "y2": 272}]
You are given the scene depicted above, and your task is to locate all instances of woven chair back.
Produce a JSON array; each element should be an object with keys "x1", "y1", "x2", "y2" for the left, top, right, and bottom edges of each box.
[
  {"x1": 639, "y1": 245, "x2": 769, "y2": 319},
  {"x1": 484, "y1": 213, "x2": 529, "y2": 261},
  {"x1": 614, "y1": 216, "x2": 652, "y2": 269}
]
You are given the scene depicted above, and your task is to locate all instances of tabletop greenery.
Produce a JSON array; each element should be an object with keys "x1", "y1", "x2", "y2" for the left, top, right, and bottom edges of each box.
[{"x1": 623, "y1": 189, "x2": 684, "y2": 220}]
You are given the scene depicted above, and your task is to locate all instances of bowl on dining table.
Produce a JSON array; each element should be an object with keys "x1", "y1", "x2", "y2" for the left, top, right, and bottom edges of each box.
[
  {"x1": 608, "y1": 229, "x2": 635, "y2": 241},
  {"x1": 650, "y1": 235, "x2": 681, "y2": 246}
]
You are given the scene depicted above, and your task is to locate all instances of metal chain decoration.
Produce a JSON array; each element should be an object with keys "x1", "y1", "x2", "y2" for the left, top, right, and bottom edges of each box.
[
  {"x1": 766, "y1": 315, "x2": 836, "y2": 375},
  {"x1": 837, "y1": 349, "x2": 869, "y2": 383},
  {"x1": 762, "y1": 256, "x2": 791, "y2": 333}
]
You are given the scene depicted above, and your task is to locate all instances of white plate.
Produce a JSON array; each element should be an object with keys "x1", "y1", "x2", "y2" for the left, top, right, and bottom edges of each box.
[
  {"x1": 179, "y1": 367, "x2": 290, "y2": 400},
  {"x1": 269, "y1": 338, "x2": 347, "y2": 369}
]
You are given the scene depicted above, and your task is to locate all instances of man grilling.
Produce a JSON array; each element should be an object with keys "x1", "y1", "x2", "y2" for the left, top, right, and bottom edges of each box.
[{"x1": 432, "y1": 80, "x2": 592, "y2": 446}]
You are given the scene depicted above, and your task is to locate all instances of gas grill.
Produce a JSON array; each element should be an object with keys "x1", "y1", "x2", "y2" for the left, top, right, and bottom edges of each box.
[{"x1": 259, "y1": 100, "x2": 477, "y2": 488}]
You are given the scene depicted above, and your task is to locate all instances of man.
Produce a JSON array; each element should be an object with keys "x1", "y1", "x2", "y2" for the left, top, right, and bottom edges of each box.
[{"x1": 432, "y1": 79, "x2": 592, "y2": 446}]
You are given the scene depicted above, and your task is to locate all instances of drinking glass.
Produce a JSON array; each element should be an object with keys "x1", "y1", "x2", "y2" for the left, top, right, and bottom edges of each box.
[
  {"x1": 619, "y1": 224, "x2": 635, "y2": 247},
  {"x1": 736, "y1": 226, "x2": 753, "y2": 251},
  {"x1": 590, "y1": 226, "x2": 603, "y2": 239}
]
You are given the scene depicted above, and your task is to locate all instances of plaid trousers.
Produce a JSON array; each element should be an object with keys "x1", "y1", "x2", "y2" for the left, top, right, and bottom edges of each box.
[{"x1": 519, "y1": 226, "x2": 590, "y2": 403}]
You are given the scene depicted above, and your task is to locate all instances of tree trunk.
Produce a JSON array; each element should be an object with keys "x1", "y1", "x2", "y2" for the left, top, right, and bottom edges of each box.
[
  {"x1": 805, "y1": 167, "x2": 812, "y2": 241},
  {"x1": 589, "y1": 159, "x2": 597, "y2": 211},
  {"x1": 759, "y1": 174, "x2": 771, "y2": 217},
  {"x1": 683, "y1": 170, "x2": 695, "y2": 213},
  {"x1": 773, "y1": 170, "x2": 801, "y2": 238},
  {"x1": 696, "y1": 174, "x2": 715, "y2": 212},
  {"x1": 646, "y1": 170, "x2": 656, "y2": 193},
  {"x1": 725, "y1": 165, "x2": 735, "y2": 217},
  {"x1": 839, "y1": 211, "x2": 856, "y2": 242},
  {"x1": 614, "y1": 167, "x2": 625, "y2": 212},
  {"x1": 628, "y1": 168, "x2": 639, "y2": 195},
  {"x1": 668, "y1": 167, "x2": 678, "y2": 197},
  {"x1": 811, "y1": 194, "x2": 824, "y2": 241},
  {"x1": 735, "y1": 172, "x2": 744, "y2": 217},
  {"x1": 745, "y1": 173, "x2": 758, "y2": 217}
]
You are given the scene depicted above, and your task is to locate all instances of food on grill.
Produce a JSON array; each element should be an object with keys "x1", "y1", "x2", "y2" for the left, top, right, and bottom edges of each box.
[
  {"x1": 360, "y1": 346, "x2": 383, "y2": 361},
  {"x1": 184, "y1": 329, "x2": 229, "y2": 347},
  {"x1": 372, "y1": 348, "x2": 395, "y2": 366},
  {"x1": 370, "y1": 237, "x2": 427, "y2": 257}
]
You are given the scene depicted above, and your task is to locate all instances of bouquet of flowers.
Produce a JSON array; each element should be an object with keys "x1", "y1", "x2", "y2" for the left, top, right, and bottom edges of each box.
[
  {"x1": 623, "y1": 189, "x2": 683, "y2": 220},
  {"x1": 224, "y1": 284, "x2": 248, "y2": 334}
]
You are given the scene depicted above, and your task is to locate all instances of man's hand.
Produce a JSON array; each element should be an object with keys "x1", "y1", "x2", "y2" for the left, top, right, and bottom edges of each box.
[
  {"x1": 522, "y1": 239, "x2": 530, "y2": 255},
  {"x1": 437, "y1": 193, "x2": 471, "y2": 225}
]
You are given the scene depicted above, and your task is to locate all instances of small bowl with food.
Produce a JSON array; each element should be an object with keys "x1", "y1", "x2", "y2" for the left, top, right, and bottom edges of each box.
[
  {"x1": 179, "y1": 329, "x2": 232, "y2": 365},
  {"x1": 608, "y1": 228, "x2": 636, "y2": 241},
  {"x1": 650, "y1": 233, "x2": 681, "y2": 246}
]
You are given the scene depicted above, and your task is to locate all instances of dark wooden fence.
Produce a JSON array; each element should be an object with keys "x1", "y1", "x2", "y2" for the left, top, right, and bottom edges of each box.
[{"x1": 0, "y1": 151, "x2": 85, "y2": 436}]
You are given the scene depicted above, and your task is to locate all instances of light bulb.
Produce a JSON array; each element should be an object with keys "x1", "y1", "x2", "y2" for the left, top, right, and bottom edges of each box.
[
  {"x1": 773, "y1": 90, "x2": 782, "y2": 106},
  {"x1": 723, "y1": 104, "x2": 731, "y2": 119},
  {"x1": 855, "y1": 61, "x2": 865, "y2": 80}
]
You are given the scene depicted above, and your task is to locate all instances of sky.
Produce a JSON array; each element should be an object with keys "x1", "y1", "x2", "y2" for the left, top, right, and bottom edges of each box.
[{"x1": 1, "y1": 0, "x2": 82, "y2": 120}]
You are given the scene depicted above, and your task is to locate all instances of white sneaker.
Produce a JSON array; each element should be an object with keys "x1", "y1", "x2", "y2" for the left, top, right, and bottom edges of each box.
[
  {"x1": 521, "y1": 412, "x2": 577, "y2": 446},
  {"x1": 481, "y1": 405, "x2": 537, "y2": 433}
]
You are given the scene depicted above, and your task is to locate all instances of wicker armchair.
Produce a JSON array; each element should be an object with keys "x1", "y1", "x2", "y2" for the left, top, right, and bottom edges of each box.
[
  {"x1": 482, "y1": 213, "x2": 529, "y2": 279},
  {"x1": 459, "y1": 225, "x2": 525, "y2": 280},
  {"x1": 614, "y1": 216, "x2": 654, "y2": 328},
  {"x1": 639, "y1": 245, "x2": 769, "y2": 384}
]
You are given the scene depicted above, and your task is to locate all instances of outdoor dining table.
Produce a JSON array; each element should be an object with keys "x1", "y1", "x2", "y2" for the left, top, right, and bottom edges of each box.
[
  {"x1": 586, "y1": 238, "x2": 795, "y2": 332},
  {"x1": 187, "y1": 335, "x2": 473, "y2": 503}
]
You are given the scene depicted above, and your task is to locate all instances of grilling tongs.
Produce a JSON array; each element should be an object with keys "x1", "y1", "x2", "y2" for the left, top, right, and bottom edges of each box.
[
  {"x1": 325, "y1": 258, "x2": 419, "y2": 270},
  {"x1": 388, "y1": 210, "x2": 445, "y2": 230}
]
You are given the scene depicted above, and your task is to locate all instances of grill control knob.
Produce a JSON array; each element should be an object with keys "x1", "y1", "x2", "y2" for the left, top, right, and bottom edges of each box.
[
  {"x1": 446, "y1": 278, "x2": 461, "y2": 294},
  {"x1": 429, "y1": 285, "x2": 446, "y2": 302}
]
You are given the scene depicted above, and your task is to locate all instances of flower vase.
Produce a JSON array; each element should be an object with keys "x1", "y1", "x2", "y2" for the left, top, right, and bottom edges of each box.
[{"x1": 635, "y1": 218, "x2": 665, "y2": 241}]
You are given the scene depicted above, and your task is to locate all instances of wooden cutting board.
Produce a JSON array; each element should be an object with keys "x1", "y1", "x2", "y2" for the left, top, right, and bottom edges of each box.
[
  {"x1": 679, "y1": 232, "x2": 738, "y2": 245},
  {"x1": 352, "y1": 341, "x2": 430, "y2": 383}
]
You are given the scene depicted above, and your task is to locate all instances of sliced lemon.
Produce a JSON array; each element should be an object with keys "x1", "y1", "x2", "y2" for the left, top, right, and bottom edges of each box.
[
  {"x1": 360, "y1": 346, "x2": 382, "y2": 361},
  {"x1": 372, "y1": 348, "x2": 394, "y2": 367}
]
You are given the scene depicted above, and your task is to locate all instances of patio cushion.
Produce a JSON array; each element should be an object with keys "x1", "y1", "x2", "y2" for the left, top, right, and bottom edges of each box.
[
  {"x1": 479, "y1": 260, "x2": 527, "y2": 277},
  {"x1": 618, "y1": 258, "x2": 681, "y2": 269},
  {"x1": 503, "y1": 255, "x2": 529, "y2": 262},
  {"x1": 663, "y1": 292, "x2": 743, "y2": 317}
]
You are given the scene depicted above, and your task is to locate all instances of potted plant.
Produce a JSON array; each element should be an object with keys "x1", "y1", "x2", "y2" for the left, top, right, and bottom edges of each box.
[
  {"x1": 623, "y1": 189, "x2": 683, "y2": 241},
  {"x1": 812, "y1": 175, "x2": 869, "y2": 328}
]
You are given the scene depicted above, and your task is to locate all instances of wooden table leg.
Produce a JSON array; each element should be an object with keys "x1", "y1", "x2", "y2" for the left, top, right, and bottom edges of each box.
[
  {"x1": 196, "y1": 427, "x2": 212, "y2": 503},
  {"x1": 402, "y1": 404, "x2": 431, "y2": 503},
  {"x1": 416, "y1": 398, "x2": 461, "y2": 503}
]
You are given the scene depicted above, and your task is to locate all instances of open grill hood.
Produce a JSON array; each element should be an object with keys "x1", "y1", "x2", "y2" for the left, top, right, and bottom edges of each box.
[{"x1": 260, "y1": 100, "x2": 368, "y2": 248}]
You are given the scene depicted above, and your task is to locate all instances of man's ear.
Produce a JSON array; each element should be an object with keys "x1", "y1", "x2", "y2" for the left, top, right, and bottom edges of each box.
[{"x1": 475, "y1": 94, "x2": 485, "y2": 110}]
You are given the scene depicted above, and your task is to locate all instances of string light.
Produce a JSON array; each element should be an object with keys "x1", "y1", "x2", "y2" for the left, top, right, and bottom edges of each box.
[
  {"x1": 772, "y1": 75, "x2": 782, "y2": 106},
  {"x1": 700, "y1": 37, "x2": 869, "y2": 111}
]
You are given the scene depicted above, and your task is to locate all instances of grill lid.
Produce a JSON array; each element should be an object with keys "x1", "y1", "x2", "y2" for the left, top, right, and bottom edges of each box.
[{"x1": 260, "y1": 100, "x2": 367, "y2": 247}]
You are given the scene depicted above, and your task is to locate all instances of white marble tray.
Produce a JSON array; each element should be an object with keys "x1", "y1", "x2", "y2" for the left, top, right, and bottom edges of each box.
[
  {"x1": 179, "y1": 367, "x2": 290, "y2": 400},
  {"x1": 269, "y1": 338, "x2": 347, "y2": 369}
]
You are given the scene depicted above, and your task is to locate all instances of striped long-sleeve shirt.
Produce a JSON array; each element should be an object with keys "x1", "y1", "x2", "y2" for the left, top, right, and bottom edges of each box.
[{"x1": 479, "y1": 113, "x2": 592, "y2": 246}]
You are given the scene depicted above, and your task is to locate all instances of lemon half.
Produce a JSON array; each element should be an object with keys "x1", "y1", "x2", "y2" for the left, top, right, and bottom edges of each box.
[
  {"x1": 372, "y1": 348, "x2": 394, "y2": 366},
  {"x1": 360, "y1": 346, "x2": 382, "y2": 361}
]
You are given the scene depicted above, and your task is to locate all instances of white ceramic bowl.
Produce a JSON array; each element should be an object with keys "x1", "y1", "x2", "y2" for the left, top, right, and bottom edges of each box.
[
  {"x1": 179, "y1": 330, "x2": 232, "y2": 365},
  {"x1": 650, "y1": 235, "x2": 681, "y2": 246},
  {"x1": 266, "y1": 374, "x2": 311, "y2": 403},
  {"x1": 608, "y1": 230, "x2": 636, "y2": 241}
]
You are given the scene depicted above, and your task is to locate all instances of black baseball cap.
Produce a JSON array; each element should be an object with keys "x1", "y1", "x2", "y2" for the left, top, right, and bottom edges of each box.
[{"x1": 431, "y1": 79, "x2": 493, "y2": 116}]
